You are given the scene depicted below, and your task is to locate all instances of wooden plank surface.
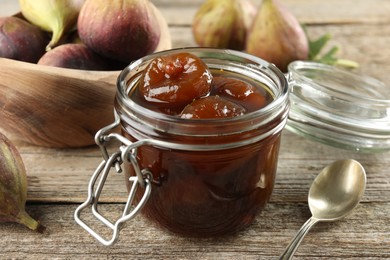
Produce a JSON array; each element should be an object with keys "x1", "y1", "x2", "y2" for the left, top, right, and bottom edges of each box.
[{"x1": 1, "y1": 0, "x2": 390, "y2": 259}]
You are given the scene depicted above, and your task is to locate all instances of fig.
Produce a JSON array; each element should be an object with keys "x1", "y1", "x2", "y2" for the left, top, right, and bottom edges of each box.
[
  {"x1": 138, "y1": 52, "x2": 212, "y2": 109},
  {"x1": 180, "y1": 96, "x2": 246, "y2": 119},
  {"x1": 0, "y1": 131, "x2": 45, "y2": 232},
  {"x1": 192, "y1": 0, "x2": 256, "y2": 50},
  {"x1": 246, "y1": 0, "x2": 309, "y2": 72},
  {"x1": 78, "y1": 0, "x2": 168, "y2": 63},
  {"x1": 19, "y1": 0, "x2": 85, "y2": 51},
  {"x1": 0, "y1": 16, "x2": 47, "y2": 63},
  {"x1": 38, "y1": 43, "x2": 122, "y2": 71},
  {"x1": 212, "y1": 76, "x2": 267, "y2": 111}
]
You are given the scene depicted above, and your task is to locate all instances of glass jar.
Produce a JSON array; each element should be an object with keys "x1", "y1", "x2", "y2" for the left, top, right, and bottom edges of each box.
[
  {"x1": 286, "y1": 61, "x2": 390, "y2": 152},
  {"x1": 75, "y1": 48, "x2": 290, "y2": 245}
]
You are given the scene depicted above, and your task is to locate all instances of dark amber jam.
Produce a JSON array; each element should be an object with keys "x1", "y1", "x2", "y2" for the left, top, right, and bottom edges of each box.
[
  {"x1": 115, "y1": 48, "x2": 289, "y2": 237},
  {"x1": 129, "y1": 69, "x2": 274, "y2": 117}
]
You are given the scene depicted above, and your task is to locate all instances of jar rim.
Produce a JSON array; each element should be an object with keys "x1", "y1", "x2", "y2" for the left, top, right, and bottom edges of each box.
[
  {"x1": 115, "y1": 48, "x2": 290, "y2": 140},
  {"x1": 288, "y1": 61, "x2": 390, "y2": 104}
]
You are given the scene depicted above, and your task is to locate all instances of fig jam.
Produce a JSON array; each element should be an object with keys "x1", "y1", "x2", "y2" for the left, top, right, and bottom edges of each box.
[{"x1": 115, "y1": 49, "x2": 289, "y2": 237}]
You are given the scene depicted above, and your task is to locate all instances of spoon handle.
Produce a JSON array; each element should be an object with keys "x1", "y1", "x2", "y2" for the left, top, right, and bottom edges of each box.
[{"x1": 279, "y1": 217, "x2": 319, "y2": 260}]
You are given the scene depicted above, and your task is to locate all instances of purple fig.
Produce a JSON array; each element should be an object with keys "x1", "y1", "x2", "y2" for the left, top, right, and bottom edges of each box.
[
  {"x1": 38, "y1": 43, "x2": 122, "y2": 71},
  {"x1": 246, "y1": 0, "x2": 309, "y2": 72},
  {"x1": 0, "y1": 16, "x2": 48, "y2": 63},
  {"x1": 77, "y1": 0, "x2": 163, "y2": 63},
  {"x1": 0, "y1": 131, "x2": 45, "y2": 233}
]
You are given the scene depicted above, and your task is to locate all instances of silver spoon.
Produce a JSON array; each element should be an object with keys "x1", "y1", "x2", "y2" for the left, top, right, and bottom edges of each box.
[{"x1": 279, "y1": 159, "x2": 366, "y2": 260}]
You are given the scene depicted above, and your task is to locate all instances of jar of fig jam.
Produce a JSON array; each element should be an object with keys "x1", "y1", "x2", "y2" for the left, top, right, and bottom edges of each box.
[{"x1": 75, "y1": 48, "x2": 290, "y2": 245}]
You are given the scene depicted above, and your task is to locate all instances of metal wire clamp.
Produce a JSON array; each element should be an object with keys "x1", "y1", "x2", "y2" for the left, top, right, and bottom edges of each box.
[{"x1": 74, "y1": 112, "x2": 152, "y2": 246}]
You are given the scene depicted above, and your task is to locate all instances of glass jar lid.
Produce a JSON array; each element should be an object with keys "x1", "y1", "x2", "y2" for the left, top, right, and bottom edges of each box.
[{"x1": 286, "y1": 61, "x2": 390, "y2": 153}]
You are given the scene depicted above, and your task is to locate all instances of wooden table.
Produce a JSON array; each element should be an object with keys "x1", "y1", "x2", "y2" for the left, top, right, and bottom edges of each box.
[{"x1": 1, "y1": 0, "x2": 389, "y2": 259}]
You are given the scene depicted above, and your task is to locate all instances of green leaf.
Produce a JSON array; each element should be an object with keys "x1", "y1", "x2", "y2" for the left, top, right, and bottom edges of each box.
[
  {"x1": 317, "y1": 46, "x2": 339, "y2": 64},
  {"x1": 308, "y1": 33, "x2": 332, "y2": 60},
  {"x1": 305, "y1": 30, "x2": 359, "y2": 69}
]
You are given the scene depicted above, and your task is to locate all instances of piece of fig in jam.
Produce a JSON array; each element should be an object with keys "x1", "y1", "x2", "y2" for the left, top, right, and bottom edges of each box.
[
  {"x1": 212, "y1": 76, "x2": 267, "y2": 111},
  {"x1": 180, "y1": 96, "x2": 246, "y2": 119},
  {"x1": 138, "y1": 52, "x2": 212, "y2": 109}
]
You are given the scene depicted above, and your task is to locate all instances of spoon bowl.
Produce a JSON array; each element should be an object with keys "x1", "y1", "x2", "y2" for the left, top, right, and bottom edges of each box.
[
  {"x1": 309, "y1": 159, "x2": 366, "y2": 221},
  {"x1": 280, "y1": 159, "x2": 366, "y2": 259}
]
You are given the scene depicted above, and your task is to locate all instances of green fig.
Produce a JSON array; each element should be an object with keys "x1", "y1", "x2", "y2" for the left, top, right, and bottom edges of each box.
[
  {"x1": 0, "y1": 131, "x2": 45, "y2": 233},
  {"x1": 0, "y1": 16, "x2": 48, "y2": 63},
  {"x1": 77, "y1": 0, "x2": 164, "y2": 63},
  {"x1": 246, "y1": 0, "x2": 309, "y2": 72},
  {"x1": 19, "y1": 0, "x2": 85, "y2": 51},
  {"x1": 192, "y1": 0, "x2": 256, "y2": 50}
]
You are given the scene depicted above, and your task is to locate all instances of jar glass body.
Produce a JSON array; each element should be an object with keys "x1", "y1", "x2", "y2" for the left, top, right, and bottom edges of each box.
[
  {"x1": 115, "y1": 48, "x2": 290, "y2": 237},
  {"x1": 286, "y1": 61, "x2": 390, "y2": 152}
]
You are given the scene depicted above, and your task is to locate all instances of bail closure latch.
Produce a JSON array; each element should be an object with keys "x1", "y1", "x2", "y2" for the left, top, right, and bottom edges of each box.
[{"x1": 74, "y1": 112, "x2": 152, "y2": 246}]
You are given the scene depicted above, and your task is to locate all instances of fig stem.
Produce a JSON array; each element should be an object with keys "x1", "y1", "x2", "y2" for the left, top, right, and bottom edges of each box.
[{"x1": 17, "y1": 210, "x2": 46, "y2": 233}]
